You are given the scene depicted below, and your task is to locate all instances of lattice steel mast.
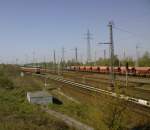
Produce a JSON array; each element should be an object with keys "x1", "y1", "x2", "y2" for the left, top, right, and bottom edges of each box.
[{"x1": 86, "y1": 29, "x2": 92, "y2": 63}]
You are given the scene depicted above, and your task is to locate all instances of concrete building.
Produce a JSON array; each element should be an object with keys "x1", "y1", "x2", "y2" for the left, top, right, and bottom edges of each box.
[{"x1": 27, "y1": 91, "x2": 53, "y2": 105}]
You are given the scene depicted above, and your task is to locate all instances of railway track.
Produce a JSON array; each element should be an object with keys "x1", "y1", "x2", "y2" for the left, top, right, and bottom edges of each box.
[
  {"x1": 21, "y1": 67, "x2": 150, "y2": 84},
  {"x1": 33, "y1": 73, "x2": 150, "y2": 108},
  {"x1": 47, "y1": 70, "x2": 150, "y2": 84},
  {"x1": 46, "y1": 71, "x2": 150, "y2": 100},
  {"x1": 66, "y1": 71, "x2": 150, "y2": 84}
]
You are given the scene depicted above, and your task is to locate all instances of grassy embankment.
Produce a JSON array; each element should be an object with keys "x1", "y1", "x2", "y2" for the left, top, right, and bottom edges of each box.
[
  {"x1": 47, "y1": 78, "x2": 150, "y2": 130},
  {"x1": 0, "y1": 64, "x2": 75, "y2": 130}
]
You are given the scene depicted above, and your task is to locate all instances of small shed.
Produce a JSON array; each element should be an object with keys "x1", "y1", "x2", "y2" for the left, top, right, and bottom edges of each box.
[{"x1": 27, "y1": 91, "x2": 53, "y2": 105}]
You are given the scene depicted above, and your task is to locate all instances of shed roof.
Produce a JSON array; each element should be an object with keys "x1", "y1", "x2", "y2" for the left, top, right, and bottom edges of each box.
[{"x1": 27, "y1": 91, "x2": 51, "y2": 98}]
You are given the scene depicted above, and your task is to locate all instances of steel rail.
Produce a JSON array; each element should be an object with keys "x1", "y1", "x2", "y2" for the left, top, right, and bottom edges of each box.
[{"x1": 33, "y1": 73, "x2": 150, "y2": 108}]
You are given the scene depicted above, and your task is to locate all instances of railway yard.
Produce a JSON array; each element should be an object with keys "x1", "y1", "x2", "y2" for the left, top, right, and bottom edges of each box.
[
  {"x1": 20, "y1": 66, "x2": 150, "y2": 129},
  {"x1": 22, "y1": 66, "x2": 150, "y2": 100},
  {"x1": 55, "y1": 70, "x2": 150, "y2": 100}
]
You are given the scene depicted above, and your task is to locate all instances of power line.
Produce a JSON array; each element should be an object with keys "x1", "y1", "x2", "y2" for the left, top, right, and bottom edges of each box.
[
  {"x1": 113, "y1": 26, "x2": 146, "y2": 41},
  {"x1": 113, "y1": 26, "x2": 136, "y2": 35}
]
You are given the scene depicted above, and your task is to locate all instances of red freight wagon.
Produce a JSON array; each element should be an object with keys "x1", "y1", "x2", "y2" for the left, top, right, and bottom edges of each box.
[
  {"x1": 79, "y1": 66, "x2": 86, "y2": 71},
  {"x1": 85, "y1": 66, "x2": 92, "y2": 72},
  {"x1": 127, "y1": 67, "x2": 136, "y2": 75},
  {"x1": 99, "y1": 66, "x2": 109, "y2": 73},
  {"x1": 135, "y1": 67, "x2": 150, "y2": 76},
  {"x1": 91, "y1": 66, "x2": 100, "y2": 72},
  {"x1": 120, "y1": 67, "x2": 127, "y2": 74},
  {"x1": 114, "y1": 67, "x2": 121, "y2": 74}
]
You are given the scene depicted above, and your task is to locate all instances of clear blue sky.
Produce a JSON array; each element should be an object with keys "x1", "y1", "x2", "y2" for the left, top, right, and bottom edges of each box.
[{"x1": 0, "y1": 0, "x2": 150, "y2": 64}]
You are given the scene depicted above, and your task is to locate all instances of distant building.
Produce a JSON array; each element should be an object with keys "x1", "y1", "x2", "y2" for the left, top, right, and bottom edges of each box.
[{"x1": 27, "y1": 91, "x2": 53, "y2": 105}]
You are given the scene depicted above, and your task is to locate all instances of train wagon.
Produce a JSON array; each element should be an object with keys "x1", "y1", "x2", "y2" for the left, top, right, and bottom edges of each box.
[
  {"x1": 79, "y1": 66, "x2": 86, "y2": 71},
  {"x1": 120, "y1": 66, "x2": 135, "y2": 75},
  {"x1": 99, "y1": 66, "x2": 109, "y2": 73},
  {"x1": 68, "y1": 66, "x2": 150, "y2": 76},
  {"x1": 74, "y1": 66, "x2": 80, "y2": 71},
  {"x1": 120, "y1": 67, "x2": 127, "y2": 74},
  {"x1": 70, "y1": 66, "x2": 76, "y2": 71},
  {"x1": 21, "y1": 66, "x2": 41, "y2": 74},
  {"x1": 129, "y1": 67, "x2": 136, "y2": 75},
  {"x1": 65, "y1": 66, "x2": 71, "y2": 71},
  {"x1": 135, "y1": 67, "x2": 150, "y2": 76},
  {"x1": 85, "y1": 66, "x2": 92, "y2": 72},
  {"x1": 114, "y1": 67, "x2": 121, "y2": 74},
  {"x1": 91, "y1": 66, "x2": 100, "y2": 72}
]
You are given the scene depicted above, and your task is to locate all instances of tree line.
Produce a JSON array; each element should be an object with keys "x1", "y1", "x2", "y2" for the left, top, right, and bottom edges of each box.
[
  {"x1": 26, "y1": 51, "x2": 150, "y2": 68},
  {"x1": 66, "y1": 51, "x2": 150, "y2": 67}
]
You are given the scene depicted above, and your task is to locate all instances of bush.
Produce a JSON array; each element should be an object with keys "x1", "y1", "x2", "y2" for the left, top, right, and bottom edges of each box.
[{"x1": 0, "y1": 76, "x2": 14, "y2": 89}]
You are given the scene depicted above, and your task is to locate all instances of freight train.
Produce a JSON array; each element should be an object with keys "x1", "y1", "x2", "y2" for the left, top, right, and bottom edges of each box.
[
  {"x1": 65, "y1": 66, "x2": 150, "y2": 77},
  {"x1": 21, "y1": 66, "x2": 41, "y2": 74},
  {"x1": 20, "y1": 66, "x2": 150, "y2": 77}
]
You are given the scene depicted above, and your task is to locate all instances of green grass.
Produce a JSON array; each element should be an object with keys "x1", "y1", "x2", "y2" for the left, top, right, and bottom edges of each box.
[
  {"x1": 48, "y1": 80, "x2": 150, "y2": 130},
  {"x1": 48, "y1": 95, "x2": 128, "y2": 130},
  {"x1": 0, "y1": 65, "x2": 74, "y2": 130},
  {"x1": 48, "y1": 89, "x2": 110, "y2": 130}
]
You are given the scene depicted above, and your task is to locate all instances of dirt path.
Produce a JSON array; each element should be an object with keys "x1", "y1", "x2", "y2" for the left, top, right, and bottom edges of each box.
[{"x1": 42, "y1": 107, "x2": 94, "y2": 130}]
